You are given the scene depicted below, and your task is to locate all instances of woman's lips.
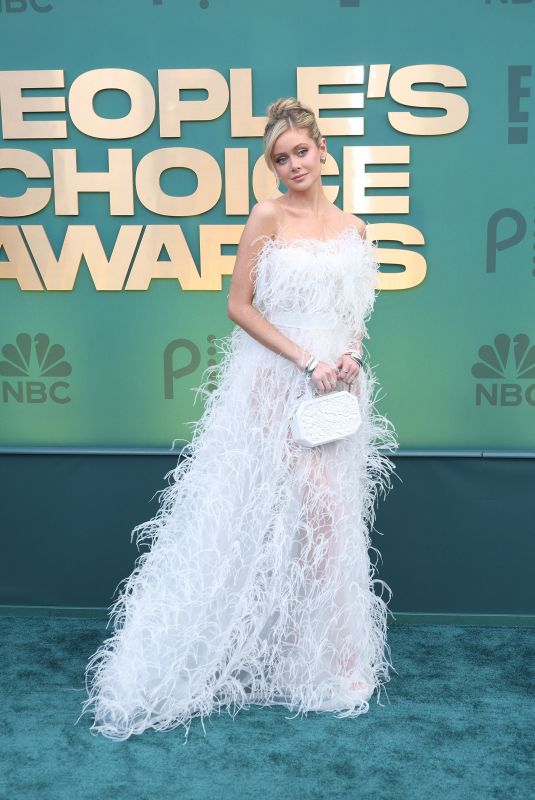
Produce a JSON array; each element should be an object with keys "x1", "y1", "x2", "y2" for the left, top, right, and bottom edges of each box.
[{"x1": 293, "y1": 174, "x2": 306, "y2": 181}]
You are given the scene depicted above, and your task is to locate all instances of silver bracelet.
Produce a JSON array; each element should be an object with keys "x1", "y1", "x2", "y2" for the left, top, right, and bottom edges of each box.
[
  {"x1": 344, "y1": 350, "x2": 363, "y2": 367},
  {"x1": 304, "y1": 356, "x2": 319, "y2": 377}
]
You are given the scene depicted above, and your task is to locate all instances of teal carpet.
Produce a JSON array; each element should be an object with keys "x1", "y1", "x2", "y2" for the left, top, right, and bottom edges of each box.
[{"x1": 1, "y1": 616, "x2": 533, "y2": 800}]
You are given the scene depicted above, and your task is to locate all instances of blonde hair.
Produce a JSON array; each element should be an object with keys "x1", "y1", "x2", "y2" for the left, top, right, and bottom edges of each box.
[{"x1": 263, "y1": 97, "x2": 322, "y2": 175}]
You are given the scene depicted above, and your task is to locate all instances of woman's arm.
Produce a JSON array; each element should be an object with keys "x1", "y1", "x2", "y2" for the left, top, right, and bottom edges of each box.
[
  {"x1": 346, "y1": 330, "x2": 364, "y2": 356},
  {"x1": 227, "y1": 201, "x2": 311, "y2": 371}
]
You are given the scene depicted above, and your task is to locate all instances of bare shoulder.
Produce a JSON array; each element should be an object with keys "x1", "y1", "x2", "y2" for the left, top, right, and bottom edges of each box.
[
  {"x1": 246, "y1": 199, "x2": 278, "y2": 235},
  {"x1": 232, "y1": 200, "x2": 277, "y2": 255},
  {"x1": 340, "y1": 211, "x2": 367, "y2": 240},
  {"x1": 228, "y1": 201, "x2": 279, "y2": 313}
]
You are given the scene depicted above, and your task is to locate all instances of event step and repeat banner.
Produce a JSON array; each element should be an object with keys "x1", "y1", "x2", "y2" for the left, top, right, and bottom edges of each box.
[{"x1": 0, "y1": 0, "x2": 533, "y2": 449}]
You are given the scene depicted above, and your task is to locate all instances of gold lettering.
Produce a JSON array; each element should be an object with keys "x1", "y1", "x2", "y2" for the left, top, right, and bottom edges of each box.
[
  {"x1": 0, "y1": 149, "x2": 51, "y2": 216},
  {"x1": 0, "y1": 223, "x2": 424, "y2": 293},
  {"x1": 297, "y1": 66, "x2": 364, "y2": 136},
  {"x1": 68, "y1": 68, "x2": 156, "y2": 139},
  {"x1": 319, "y1": 154, "x2": 340, "y2": 204},
  {"x1": 136, "y1": 148, "x2": 221, "y2": 216},
  {"x1": 158, "y1": 69, "x2": 229, "y2": 137},
  {"x1": 367, "y1": 65, "x2": 391, "y2": 99},
  {"x1": 343, "y1": 146, "x2": 410, "y2": 214},
  {"x1": 224, "y1": 148, "x2": 250, "y2": 214},
  {"x1": 370, "y1": 223, "x2": 427, "y2": 290},
  {"x1": 0, "y1": 70, "x2": 66, "y2": 139},
  {"x1": 22, "y1": 225, "x2": 142, "y2": 290},
  {"x1": 199, "y1": 224, "x2": 244, "y2": 290},
  {"x1": 251, "y1": 154, "x2": 280, "y2": 202},
  {"x1": 53, "y1": 149, "x2": 134, "y2": 215},
  {"x1": 229, "y1": 69, "x2": 265, "y2": 137},
  {"x1": 388, "y1": 65, "x2": 469, "y2": 135},
  {"x1": 126, "y1": 225, "x2": 201, "y2": 290},
  {"x1": 0, "y1": 226, "x2": 43, "y2": 290}
]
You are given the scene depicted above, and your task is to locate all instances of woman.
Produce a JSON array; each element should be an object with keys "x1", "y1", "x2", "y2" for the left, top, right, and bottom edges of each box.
[{"x1": 79, "y1": 97, "x2": 398, "y2": 741}]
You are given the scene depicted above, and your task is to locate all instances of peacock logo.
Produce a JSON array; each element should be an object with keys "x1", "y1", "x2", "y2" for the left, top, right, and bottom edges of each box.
[
  {"x1": 163, "y1": 333, "x2": 219, "y2": 400},
  {"x1": 471, "y1": 333, "x2": 535, "y2": 406},
  {"x1": 0, "y1": 333, "x2": 72, "y2": 404}
]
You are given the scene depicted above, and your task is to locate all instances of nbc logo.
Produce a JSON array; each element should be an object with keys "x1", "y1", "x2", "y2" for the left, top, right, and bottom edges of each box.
[
  {"x1": 0, "y1": 333, "x2": 72, "y2": 404},
  {"x1": 471, "y1": 333, "x2": 535, "y2": 406}
]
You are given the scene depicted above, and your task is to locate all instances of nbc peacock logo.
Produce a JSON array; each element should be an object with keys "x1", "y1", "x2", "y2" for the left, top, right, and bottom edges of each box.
[
  {"x1": 471, "y1": 333, "x2": 535, "y2": 406},
  {"x1": 0, "y1": 333, "x2": 72, "y2": 404}
]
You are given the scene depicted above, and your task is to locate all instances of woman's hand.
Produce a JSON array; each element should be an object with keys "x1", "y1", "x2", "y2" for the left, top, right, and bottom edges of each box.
[
  {"x1": 334, "y1": 354, "x2": 361, "y2": 387},
  {"x1": 309, "y1": 360, "x2": 340, "y2": 394}
]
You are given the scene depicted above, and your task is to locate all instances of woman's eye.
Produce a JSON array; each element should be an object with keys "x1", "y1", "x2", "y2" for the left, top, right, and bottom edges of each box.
[{"x1": 276, "y1": 150, "x2": 307, "y2": 164}]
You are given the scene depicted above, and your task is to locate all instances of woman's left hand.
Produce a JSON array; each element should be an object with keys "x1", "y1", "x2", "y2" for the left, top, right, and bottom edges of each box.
[{"x1": 335, "y1": 354, "x2": 361, "y2": 386}]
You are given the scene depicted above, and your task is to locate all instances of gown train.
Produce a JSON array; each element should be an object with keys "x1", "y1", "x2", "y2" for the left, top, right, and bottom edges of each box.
[{"x1": 77, "y1": 225, "x2": 398, "y2": 740}]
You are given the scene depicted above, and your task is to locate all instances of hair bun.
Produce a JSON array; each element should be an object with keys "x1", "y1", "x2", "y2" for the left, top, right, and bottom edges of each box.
[{"x1": 266, "y1": 97, "x2": 303, "y2": 121}]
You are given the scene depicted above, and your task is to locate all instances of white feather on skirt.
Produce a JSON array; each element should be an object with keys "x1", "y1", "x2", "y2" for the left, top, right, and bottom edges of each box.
[{"x1": 78, "y1": 226, "x2": 399, "y2": 741}]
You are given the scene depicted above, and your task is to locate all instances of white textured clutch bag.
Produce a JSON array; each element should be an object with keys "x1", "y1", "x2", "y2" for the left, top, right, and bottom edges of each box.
[{"x1": 290, "y1": 390, "x2": 362, "y2": 448}]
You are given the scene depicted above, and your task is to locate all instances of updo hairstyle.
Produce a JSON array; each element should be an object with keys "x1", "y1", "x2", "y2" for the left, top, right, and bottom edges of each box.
[{"x1": 263, "y1": 98, "x2": 322, "y2": 176}]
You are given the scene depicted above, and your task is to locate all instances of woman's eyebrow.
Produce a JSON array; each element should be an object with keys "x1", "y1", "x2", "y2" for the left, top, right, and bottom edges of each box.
[{"x1": 273, "y1": 143, "x2": 309, "y2": 157}]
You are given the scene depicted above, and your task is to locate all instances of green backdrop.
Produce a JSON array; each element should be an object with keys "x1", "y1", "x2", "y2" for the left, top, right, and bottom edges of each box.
[{"x1": 1, "y1": 0, "x2": 534, "y2": 450}]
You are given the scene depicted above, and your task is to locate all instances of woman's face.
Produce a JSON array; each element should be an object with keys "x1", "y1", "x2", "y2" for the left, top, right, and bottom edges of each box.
[{"x1": 271, "y1": 128, "x2": 326, "y2": 191}]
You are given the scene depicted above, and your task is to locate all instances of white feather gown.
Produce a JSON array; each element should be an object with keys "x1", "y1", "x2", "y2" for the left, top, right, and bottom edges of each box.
[{"x1": 79, "y1": 225, "x2": 398, "y2": 741}]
